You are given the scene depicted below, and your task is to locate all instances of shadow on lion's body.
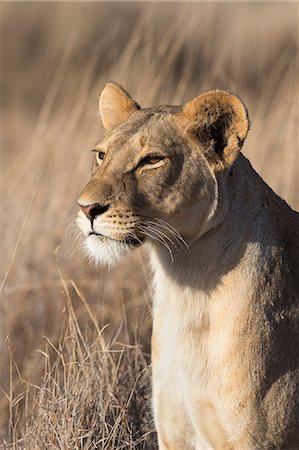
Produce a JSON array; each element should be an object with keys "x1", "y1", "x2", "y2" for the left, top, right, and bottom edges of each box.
[{"x1": 77, "y1": 83, "x2": 299, "y2": 449}]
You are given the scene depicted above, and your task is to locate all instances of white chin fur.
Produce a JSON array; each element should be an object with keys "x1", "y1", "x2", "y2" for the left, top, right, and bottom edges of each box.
[{"x1": 83, "y1": 234, "x2": 132, "y2": 268}]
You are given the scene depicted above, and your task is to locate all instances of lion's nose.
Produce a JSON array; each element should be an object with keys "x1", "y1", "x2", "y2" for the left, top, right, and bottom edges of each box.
[{"x1": 78, "y1": 202, "x2": 110, "y2": 221}]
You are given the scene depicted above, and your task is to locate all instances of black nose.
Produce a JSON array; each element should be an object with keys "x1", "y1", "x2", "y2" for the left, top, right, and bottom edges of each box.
[{"x1": 79, "y1": 203, "x2": 110, "y2": 221}]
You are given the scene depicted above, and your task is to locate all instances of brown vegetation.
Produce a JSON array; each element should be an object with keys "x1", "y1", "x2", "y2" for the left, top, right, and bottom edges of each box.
[{"x1": 0, "y1": 3, "x2": 298, "y2": 448}]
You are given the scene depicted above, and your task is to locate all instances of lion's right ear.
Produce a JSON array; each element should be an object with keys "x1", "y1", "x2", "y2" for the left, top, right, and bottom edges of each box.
[{"x1": 99, "y1": 82, "x2": 140, "y2": 131}]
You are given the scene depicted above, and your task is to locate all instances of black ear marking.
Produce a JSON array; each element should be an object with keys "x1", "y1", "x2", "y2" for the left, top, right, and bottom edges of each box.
[
  {"x1": 197, "y1": 115, "x2": 229, "y2": 159},
  {"x1": 208, "y1": 116, "x2": 228, "y2": 158}
]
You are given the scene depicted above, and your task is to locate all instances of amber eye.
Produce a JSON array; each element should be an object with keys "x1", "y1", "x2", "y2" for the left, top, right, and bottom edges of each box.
[
  {"x1": 139, "y1": 156, "x2": 165, "y2": 167},
  {"x1": 97, "y1": 151, "x2": 105, "y2": 162}
]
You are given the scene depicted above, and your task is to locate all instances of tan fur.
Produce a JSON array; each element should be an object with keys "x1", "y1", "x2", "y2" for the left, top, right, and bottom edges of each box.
[
  {"x1": 198, "y1": 401, "x2": 232, "y2": 449},
  {"x1": 99, "y1": 82, "x2": 140, "y2": 131},
  {"x1": 77, "y1": 82, "x2": 299, "y2": 449}
]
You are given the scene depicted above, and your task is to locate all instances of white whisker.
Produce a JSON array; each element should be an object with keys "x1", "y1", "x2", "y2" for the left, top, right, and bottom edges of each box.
[
  {"x1": 145, "y1": 220, "x2": 186, "y2": 252},
  {"x1": 141, "y1": 222, "x2": 176, "y2": 248},
  {"x1": 137, "y1": 214, "x2": 189, "y2": 253},
  {"x1": 154, "y1": 217, "x2": 190, "y2": 252},
  {"x1": 138, "y1": 224, "x2": 174, "y2": 263},
  {"x1": 127, "y1": 231, "x2": 142, "y2": 245}
]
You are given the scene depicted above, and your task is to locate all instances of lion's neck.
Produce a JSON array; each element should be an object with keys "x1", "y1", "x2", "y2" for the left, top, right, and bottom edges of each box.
[{"x1": 149, "y1": 154, "x2": 267, "y2": 296}]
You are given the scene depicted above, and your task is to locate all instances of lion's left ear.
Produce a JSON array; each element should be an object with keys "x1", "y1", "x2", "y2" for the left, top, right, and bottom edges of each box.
[
  {"x1": 176, "y1": 90, "x2": 249, "y2": 169},
  {"x1": 99, "y1": 82, "x2": 140, "y2": 131}
]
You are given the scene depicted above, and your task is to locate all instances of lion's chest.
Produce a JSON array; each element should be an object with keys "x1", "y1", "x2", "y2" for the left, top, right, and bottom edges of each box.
[
  {"x1": 152, "y1": 284, "x2": 228, "y2": 394},
  {"x1": 151, "y1": 270, "x2": 252, "y2": 445}
]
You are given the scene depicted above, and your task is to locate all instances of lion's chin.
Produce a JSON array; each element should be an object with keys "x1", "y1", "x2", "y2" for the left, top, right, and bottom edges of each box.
[{"x1": 83, "y1": 234, "x2": 134, "y2": 268}]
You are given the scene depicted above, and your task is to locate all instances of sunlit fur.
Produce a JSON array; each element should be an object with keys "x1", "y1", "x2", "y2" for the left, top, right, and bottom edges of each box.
[{"x1": 77, "y1": 83, "x2": 299, "y2": 450}]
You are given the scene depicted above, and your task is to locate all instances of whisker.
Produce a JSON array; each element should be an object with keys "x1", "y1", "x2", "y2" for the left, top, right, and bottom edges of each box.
[
  {"x1": 126, "y1": 231, "x2": 142, "y2": 245},
  {"x1": 139, "y1": 224, "x2": 172, "y2": 249},
  {"x1": 70, "y1": 235, "x2": 85, "y2": 257},
  {"x1": 64, "y1": 220, "x2": 80, "y2": 239},
  {"x1": 145, "y1": 220, "x2": 186, "y2": 251},
  {"x1": 63, "y1": 216, "x2": 77, "y2": 227},
  {"x1": 138, "y1": 224, "x2": 174, "y2": 263},
  {"x1": 138, "y1": 226, "x2": 170, "y2": 255},
  {"x1": 137, "y1": 214, "x2": 190, "y2": 254},
  {"x1": 141, "y1": 222, "x2": 176, "y2": 249},
  {"x1": 154, "y1": 218, "x2": 190, "y2": 252}
]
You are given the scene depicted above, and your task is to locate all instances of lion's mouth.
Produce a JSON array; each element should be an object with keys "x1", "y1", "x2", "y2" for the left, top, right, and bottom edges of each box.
[
  {"x1": 88, "y1": 231, "x2": 103, "y2": 237},
  {"x1": 88, "y1": 231, "x2": 142, "y2": 247}
]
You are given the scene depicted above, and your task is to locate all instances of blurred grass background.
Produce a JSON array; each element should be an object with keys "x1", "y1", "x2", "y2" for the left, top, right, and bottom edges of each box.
[{"x1": 0, "y1": 2, "x2": 298, "y2": 448}]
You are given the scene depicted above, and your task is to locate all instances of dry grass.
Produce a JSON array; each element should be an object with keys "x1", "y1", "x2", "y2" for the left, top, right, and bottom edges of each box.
[
  {"x1": 0, "y1": 2, "x2": 298, "y2": 448},
  {"x1": 2, "y1": 272, "x2": 155, "y2": 449}
]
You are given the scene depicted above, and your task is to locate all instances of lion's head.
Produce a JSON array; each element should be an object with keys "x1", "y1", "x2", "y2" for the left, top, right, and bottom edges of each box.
[{"x1": 77, "y1": 82, "x2": 249, "y2": 266}]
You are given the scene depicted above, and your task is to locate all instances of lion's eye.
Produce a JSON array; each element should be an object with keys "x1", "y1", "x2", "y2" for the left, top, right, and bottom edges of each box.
[
  {"x1": 97, "y1": 151, "x2": 105, "y2": 162},
  {"x1": 139, "y1": 156, "x2": 165, "y2": 167}
]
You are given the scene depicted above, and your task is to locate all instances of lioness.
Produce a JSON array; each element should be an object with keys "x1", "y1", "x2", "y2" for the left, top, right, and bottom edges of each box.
[{"x1": 77, "y1": 82, "x2": 299, "y2": 449}]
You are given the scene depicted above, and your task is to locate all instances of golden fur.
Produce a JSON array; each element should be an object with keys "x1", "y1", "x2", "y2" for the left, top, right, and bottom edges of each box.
[{"x1": 77, "y1": 82, "x2": 299, "y2": 449}]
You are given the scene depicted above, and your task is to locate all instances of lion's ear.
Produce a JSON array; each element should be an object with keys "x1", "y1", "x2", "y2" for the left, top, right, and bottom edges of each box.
[
  {"x1": 99, "y1": 82, "x2": 140, "y2": 131},
  {"x1": 176, "y1": 90, "x2": 249, "y2": 168}
]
